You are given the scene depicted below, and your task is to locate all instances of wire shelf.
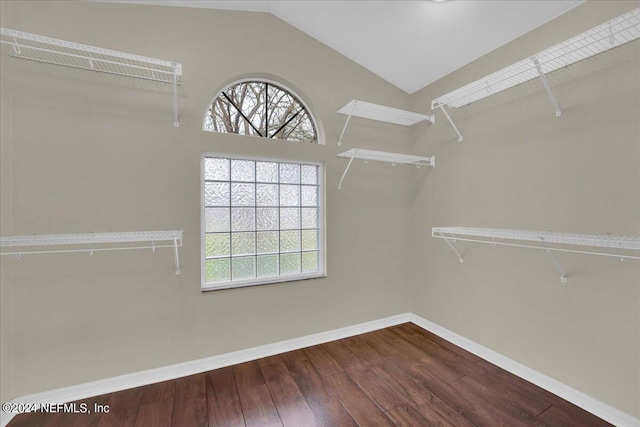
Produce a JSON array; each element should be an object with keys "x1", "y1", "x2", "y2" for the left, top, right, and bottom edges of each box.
[
  {"x1": 0, "y1": 27, "x2": 183, "y2": 126},
  {"x1": 338, "y1": 148, "x2": 435, "y2": 166},
  {"x1": 337, "y1": 149, "x2": 434, "y2": 189},
  {"x1": 338, "y1": 100, "x2": 434, "y2": 126},
  {"x1": 0, "y1": 28, "x2": 182, "y2": 84},
  {"x1": 433, "y1": 227, "x2": 640, "y2": 251},
  {"x1": 1, "y1": 230, "x2": 184, "y2": 274},
  {"x1": 431, "y1": 7, "x2": 640, "y2": 109},
  {"x1": 432, "y1": 227, "x2": 639, "y2": 283},
  {"x1": 336, "y1": 100, "x2": 434, "y2": 145},
  {"x1": 1, "y1": 230, "x2": 183, "y2": 248}
]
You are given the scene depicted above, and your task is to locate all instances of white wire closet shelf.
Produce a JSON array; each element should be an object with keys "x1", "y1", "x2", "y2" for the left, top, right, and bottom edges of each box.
[
  {"x1": 0, "y1": 27, "x2": 183, "y2": 127},
  {"x1": 337, "y1": 148, "x2": 435, "y2": 190},
  {"x1": 0, "y1": 230, "x2": 184, "y2": 275},
  {"x1": 431, "y1": 7, "x2": 640, "y2": 141},
  {"x1": 336, "y1": 100, "x2": 435, "y2": 146},
  {"x1": 432, "y1": 226, "x2": 640, "y2": 283}
]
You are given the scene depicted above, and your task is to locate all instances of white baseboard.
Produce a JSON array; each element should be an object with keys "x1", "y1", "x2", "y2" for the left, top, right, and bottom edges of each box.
[
  {"x1": 0, "y1": 313, "x2": 410, "y2": 427},
  {"x1": 2, "y1": 312, "x2": 638, "y2": 427},
  {"x1": 409, "y1": 313, "x2": 640, "y2": 427}
]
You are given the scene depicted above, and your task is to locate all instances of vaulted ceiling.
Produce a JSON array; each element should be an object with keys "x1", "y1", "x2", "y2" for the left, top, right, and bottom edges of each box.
[{"x1": 100, "y1": 1, "x2": 584, "y2": 93}]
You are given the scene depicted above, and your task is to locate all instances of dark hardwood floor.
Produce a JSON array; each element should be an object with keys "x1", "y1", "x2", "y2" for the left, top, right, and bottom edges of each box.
[{"x1": 8, "y1": 323, "x2": 611, "y2": 426}]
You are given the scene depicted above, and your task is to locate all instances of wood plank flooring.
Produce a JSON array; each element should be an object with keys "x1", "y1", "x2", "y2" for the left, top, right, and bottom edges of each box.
[{"x1": 8, "y1": 323, "x2": 611, "y2": 427}]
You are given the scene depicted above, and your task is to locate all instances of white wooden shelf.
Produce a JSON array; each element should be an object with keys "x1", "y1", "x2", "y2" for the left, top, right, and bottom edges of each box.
[
  {"x1": 0, "y1": 27, "x2": 183, "y2": 127},
  {"x1": 337, "y1": 148, "x2": 434, "y2": 190},
  {"x1": 432, "y1": 226, "x2": 640, "y2": 282},
  {"x1": 337, "y1": 100, "x2": 434, "y2": 146},
  {"x1": 1, "y1": 230, "x2": 184, "y2": 274},
  {"x1": 431, "y1": 7, "x2": 640, "y2": 141}
]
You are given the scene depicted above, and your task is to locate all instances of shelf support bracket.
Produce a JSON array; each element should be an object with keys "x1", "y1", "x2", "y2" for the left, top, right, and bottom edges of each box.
[
  {"x1": 338, "y1": 152, "x2": 357, "y2": 190},
  {"x1": 444, "y1": 237, "x2": 464, "y2": 263},
  {"x1": 337, "y1": 114, "x2": 352, "y2": 146},
  {"x1": 437, "y1": 104, "x2": 463, "y2": 142},
  {"x1": 172, "y1": 71, "x2": 179, "y2": 128},
  {"x1": 541, "y1": 241, "x2": 567, "y2": 283},
  {"x1": 532, "y1": 56, "x2": 561, "y2": 117},
  {"x1": 173, "y1": 238, "x2": 181, "y2": 275}
]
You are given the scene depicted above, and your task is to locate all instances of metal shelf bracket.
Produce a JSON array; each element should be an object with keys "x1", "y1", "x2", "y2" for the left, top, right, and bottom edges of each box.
[
  {"x1": 173, "y1": 69, "x2": 180, "y2": 127},
  {"x1": 532, "y1": 56, "x2": 562, "y2": 117},
  {"x1": 338, "y1": 151, "x2": 356, "y2": 190},
  {"x1": 437, "y1": 104, "x2": 463, "y2": 142},
  {"x1": 337, "y1": 113, "x2": 352, "y2": 146},
  {"x1": 173, "y1": 237, "x2": 181, "y2": 275},
  {"x1": 444, "y1": 237, "x2": 464, "y2": 263},
  {"x1": 541, "y1": 240, "x2": 567, "y2": 283}
]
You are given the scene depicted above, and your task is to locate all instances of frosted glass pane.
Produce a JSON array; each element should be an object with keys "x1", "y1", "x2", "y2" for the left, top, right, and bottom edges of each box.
[
  {"x1": 301, "y1": 186, "x2": 318, "y2": 207},
  {"x1": 280, "y1": 208, "x2": 300, "y2": 229},
  {"x1": 205, "y1": 208, "x2": 230, "y2": 232},
  {"x1": 205, "y1": 157, "x2": 229, "y2": 181},
  {"x1": 231, "y1": 183, "x2": 255, "y2": 206},
  {"x1": 231, "y1": 208, "x2": 255, "y2": 231},
  {"x1": 257, "y1": 231, "x2": 278, "y2": 254},
  {"x1": 280, "y1": 185, "x2": 300, "y2": 206},
  {"x1": 280, "y1": 230, "x2": 300, "y2": 252},
  {"x1": 231, "y1": 159, "x2": 255, "y2": 182},
  {"x1": 279, "y1": 163, "x2": 300, "y2": 183},
  {"x1": 302, "y1": 251, "x2": 318, "y2": 272},
  {"x1": 256, "y1": 184, "x2": 277, "y2": 206},
  {"x1": 301, "y1": 165, "x2": 318, "y2": 185},
  {"x1": 301, "y1": 229, "x2": 318, "y2": 251},
  {"x1": 232, "y1": 257, "x2": 256, "y2": 280},
  {"x1": 256, "y1": 162, "x2": 277, "y2": 183},
  {"x1": 301, "y1": 208, "x2": 318, "y2": 229},
  {"x1": 232, "y1": 232, "x2": 255, "y2": 256},
  {"x1": 256, "y1": 208, "x2": 278, "y2": 231},
  {"x1": 257, "y1": 255, "x2": 278, "y2": 277},
  {"x1": 205, "y1": 182, "x2": 230, "y2": 206},
  {"x1": 280, "y1": 253, "x2": 301, "y2": 274},
  {"x1": 206, "y1": 259, "x2": 230, "y2": 283},
  {"x1": 206, "y1": 233, "x2": 230, "y2": 257}
]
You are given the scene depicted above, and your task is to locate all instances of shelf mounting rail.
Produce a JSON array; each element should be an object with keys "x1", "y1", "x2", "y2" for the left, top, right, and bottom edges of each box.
[
  {"x1": 1, "y1": 230, "x2": 184, "y2": 275},
  {"x1": 0, "y1": 27, "x2": 183, "y2": 127},
  {"x1": 337, "y1": 100, "x2": 434, "y2": 146},
  {"x1": 432, "y1": 227, "x2": 640, "y2": 283},
  {"x1": 431, "y1": 7, "x2": 640, "y2": 141},
  {"x1": 337, "y1": 148, "x2": 434, "y2": 190}
]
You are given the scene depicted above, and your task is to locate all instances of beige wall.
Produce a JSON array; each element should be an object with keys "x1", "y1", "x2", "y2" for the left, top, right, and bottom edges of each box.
[
  {"x1": 0, "y1": 1, "x2": 414, "y2": 403},
  {"x1": 2, "y1": 0, "x2": 639, "y2": 420},
  {"x1": 1, "y1": 0, "x2": 15, "y2": 408},
  {"x1": 409, "y1": 1, "x2": 640, "y2": 418}
]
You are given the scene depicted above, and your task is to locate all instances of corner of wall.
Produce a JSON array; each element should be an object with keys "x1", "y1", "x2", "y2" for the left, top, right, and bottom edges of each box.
[{"x1": 0, "y1": 0, "x2": 15, "y2": 406}]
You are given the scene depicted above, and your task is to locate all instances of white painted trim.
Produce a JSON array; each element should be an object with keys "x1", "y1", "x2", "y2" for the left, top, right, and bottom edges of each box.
[
  {"x1": 2, "y1": 312, "x2": 637, "y2": 427},
  {"x1": 0, "y1": 313, "x2": 410, "y2": 427},
  {"x1": 409, "y1": 313, "x2": 640, "y2": 427}
]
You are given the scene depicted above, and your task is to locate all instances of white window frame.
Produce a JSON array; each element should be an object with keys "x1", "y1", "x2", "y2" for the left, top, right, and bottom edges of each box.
[{"x1": 201, "y1": 152, "x2": 326, "y2": 291}]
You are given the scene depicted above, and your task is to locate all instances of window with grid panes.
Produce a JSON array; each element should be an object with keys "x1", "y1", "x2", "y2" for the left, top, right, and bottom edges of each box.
[{"x1": 202, "y1": 155, "x2": 324, "y2": 290}]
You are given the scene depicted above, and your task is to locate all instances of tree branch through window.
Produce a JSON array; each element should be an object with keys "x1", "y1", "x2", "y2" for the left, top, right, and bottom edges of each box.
[{"x1": 205, "y1": 81, "x2": 318, "y2": 143}]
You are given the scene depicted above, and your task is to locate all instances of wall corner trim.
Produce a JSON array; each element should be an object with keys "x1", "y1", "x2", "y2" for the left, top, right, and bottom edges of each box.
[
  {"x1": 409, "y1": 313, "x2": 640, "y2": 427},
  {"x1": 0, "y1": 313, "x2": 411, "y2": 427}
]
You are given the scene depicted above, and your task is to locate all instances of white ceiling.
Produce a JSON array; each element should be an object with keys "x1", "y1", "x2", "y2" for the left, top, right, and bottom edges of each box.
[{"x1": 101, "y1": 1, "x2": 584, "y2": 93}]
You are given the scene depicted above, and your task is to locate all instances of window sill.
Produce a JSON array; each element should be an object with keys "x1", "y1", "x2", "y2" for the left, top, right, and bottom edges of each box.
[{"x1": 202, "y1": 272, "x2": 326, "y2": 292}]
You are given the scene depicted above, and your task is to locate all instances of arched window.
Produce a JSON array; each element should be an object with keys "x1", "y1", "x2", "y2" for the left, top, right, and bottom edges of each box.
[{"x1": 204, "y1": 80, "x2": 318, "y2": 143}]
